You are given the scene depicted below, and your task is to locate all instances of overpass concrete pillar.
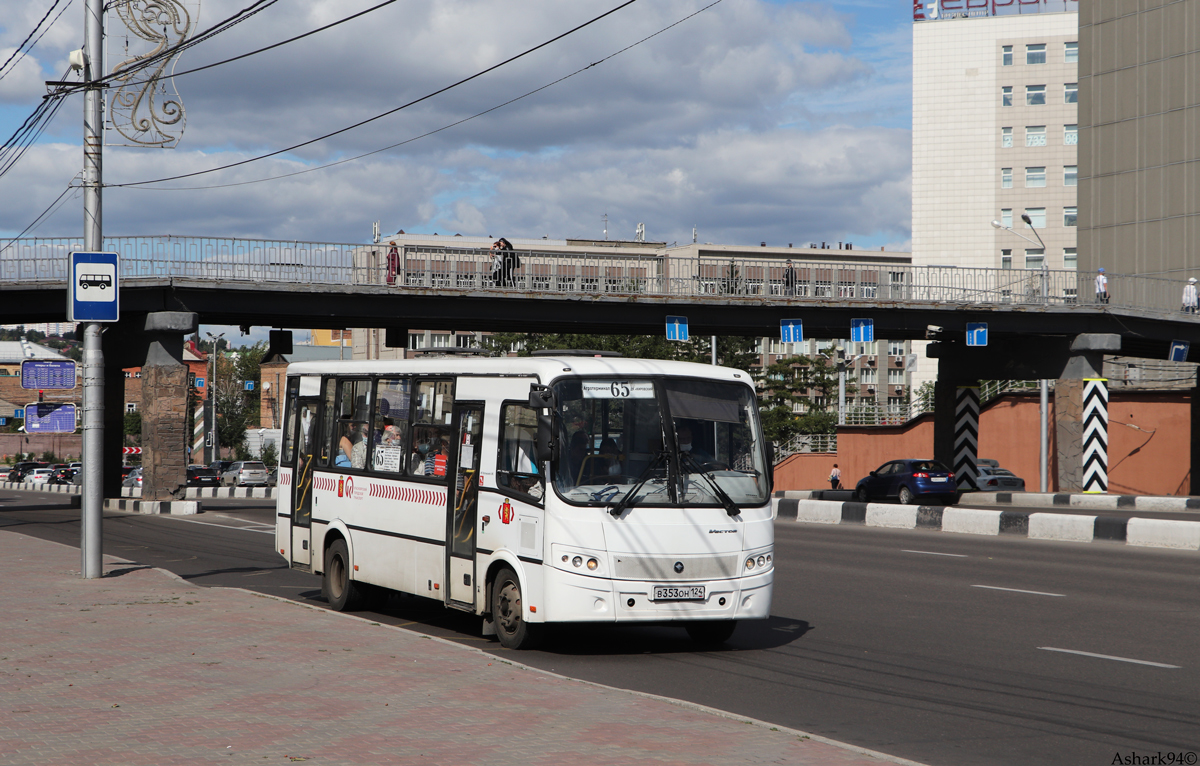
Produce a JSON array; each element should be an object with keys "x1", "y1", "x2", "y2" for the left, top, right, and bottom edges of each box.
[
  {"x1": 138, "y1": 312, "x2": 199, "y2": 500},
  {"x1": 932, "y1": 371, "x2": 979, "y2": 489},
  {"x1": 1055, "y1": 334, "x2": 1118, "y2": 493}
]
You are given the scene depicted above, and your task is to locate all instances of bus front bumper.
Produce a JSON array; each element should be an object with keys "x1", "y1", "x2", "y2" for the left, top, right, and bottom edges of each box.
[{"x1": 542, "y1": 565, "x2": 773, "y2": 623}]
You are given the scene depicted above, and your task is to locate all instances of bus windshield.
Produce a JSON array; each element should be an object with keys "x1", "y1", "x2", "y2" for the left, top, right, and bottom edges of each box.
[{"x1": 552, "y1": 377, "x2": 769, "y2": 509}]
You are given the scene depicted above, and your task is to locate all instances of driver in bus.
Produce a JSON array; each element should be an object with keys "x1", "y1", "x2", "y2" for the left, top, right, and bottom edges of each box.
[{"x1": 675, "y1": 423, "x2": 712, "y2": 464}]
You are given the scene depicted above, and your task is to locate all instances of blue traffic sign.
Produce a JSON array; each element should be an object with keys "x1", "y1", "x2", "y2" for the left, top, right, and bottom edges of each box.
[
  {"x1": 14, "y1": 409, "x2": 24, "y2": 419},
  {"x1": 195, "y1": 377, "x2": 205, "y2": 389},
  {"x1": 1169, "y1": 340, "x2": 1190, "y2": 362},
  {"x1": 966, "y1": 322, "x2": 989, "y2": 347},
  {"x1": 850, "y1": 318, "x2": 874, "y2": 343},
  {"x1": 25, "y1": 402, "x2": 77, "y2": 434},
  {"x1": 244, "y1": 381, "x2": 255, "y2": 391},
  {"x1": 780, "y1": 319, "x2": 804, "y2": 344},
  {"x1": 665, "y1": 315, "x2": 689, "y2": 342},
  {"x1": 68, "y1": 251, "x2": 120, "y2": 322},
  {"x1": 21, "y1": 359, "x2": 77, "y2": 390}
]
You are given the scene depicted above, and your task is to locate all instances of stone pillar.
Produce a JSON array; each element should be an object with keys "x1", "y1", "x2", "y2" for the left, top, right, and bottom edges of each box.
[
  {"x1": 1056, "y1": 333, "x2": 1118, "y2": 493},
  {"x1": 138, "y1": 312, "x2": 199, "y2": 500}
]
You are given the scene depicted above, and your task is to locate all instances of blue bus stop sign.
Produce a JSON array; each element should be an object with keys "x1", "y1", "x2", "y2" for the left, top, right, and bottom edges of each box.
[
  {"x1": 966, "y1": 323, "x2": 989, "y2": 347},
  {"x1": 780, "y1": 319, "x2": 803, "y2": 344},
  {"x1": 67, "y1": 252, "x2": 120, "y2": 322},
  {"x1": 665, "y1": 316, "x2": 689, "y2": 341}
]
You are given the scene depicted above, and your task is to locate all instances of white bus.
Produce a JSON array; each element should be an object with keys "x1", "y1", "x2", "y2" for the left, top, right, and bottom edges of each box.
[{"x1": 275, "y1": 354, "x2": 775, "y2": 649}]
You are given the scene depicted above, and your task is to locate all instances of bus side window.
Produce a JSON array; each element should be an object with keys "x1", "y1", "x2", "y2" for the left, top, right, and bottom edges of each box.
[
  {"x1": 281, "y1": 377, "x2": 300, "y2": 465},
  {"x1": 411, "y1": 379, "x2": 454, "y2": 481},
  {"x1": 334, "y1": 379, "x2": 372, "y2": 470},
  {"x1": 370, "y1": 377, "x2": 410, "y2": 476},
  {"x1": 318, "y1": 378, "x2": 336, "y2": 466},
  {"x1": 497, "y1": 404, "x2": 543, "y2": 502}
]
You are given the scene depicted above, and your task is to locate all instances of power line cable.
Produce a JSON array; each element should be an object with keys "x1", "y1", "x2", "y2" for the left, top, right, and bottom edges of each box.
[
  {"x1": 118, "y1": 0, "x2": 724, "y2": 192},
  {"x1": 0, "y1": 0, "x2": 70, "y2": 82},
  {"x1": 0, "y1": 179, "x2": 80, "y2": 256},
  {"x1": 108, "y1": 0, "x2": 642, "y2": 188}
]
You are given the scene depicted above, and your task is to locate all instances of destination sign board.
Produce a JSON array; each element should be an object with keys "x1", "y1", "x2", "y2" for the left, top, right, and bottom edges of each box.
[{"x1": 21, "y1": 359, "x2": 77, "y2": 390}]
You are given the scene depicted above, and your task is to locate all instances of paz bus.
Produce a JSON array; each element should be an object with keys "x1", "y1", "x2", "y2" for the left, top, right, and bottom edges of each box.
[{"x1": 275, "y1": 353, "x2": 775, "y2": 649}]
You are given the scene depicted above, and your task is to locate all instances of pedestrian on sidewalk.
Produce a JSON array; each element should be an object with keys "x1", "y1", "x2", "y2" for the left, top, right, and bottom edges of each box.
[
  {"x1": 1183, "y1": 277, "x2": 1198, "y2": 314},
  {"x1": 829, "y1": 463, "x2": 842, "y2": 490},
  {"x1": 1095, "y1": 267, "x2": 1109, "y2": 304}
]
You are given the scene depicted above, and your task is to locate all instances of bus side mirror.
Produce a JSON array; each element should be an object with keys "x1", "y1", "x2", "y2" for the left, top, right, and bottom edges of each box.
[{"x1": 529, "y1": 384, "x2": 557, "y2": 463}]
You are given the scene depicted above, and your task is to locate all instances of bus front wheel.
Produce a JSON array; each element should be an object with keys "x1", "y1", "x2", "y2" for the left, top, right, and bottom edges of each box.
[
  {"x1": 323, "y1": 539, "x2": 364, "y2": 611},
  {"x1": 491, "y1": 567, "x2": 541, "y2": 650},
  {"x1": 685, "y1": 620, "x2": 737, "y2": 646}
]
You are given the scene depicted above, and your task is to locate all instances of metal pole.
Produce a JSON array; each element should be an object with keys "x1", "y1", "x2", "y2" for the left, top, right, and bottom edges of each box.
[
  {"x1": 80, "y1": 0, "x2": 104, "y2": 579},
  {"x1": 1039, "y1": 378, "x2": 1049, "y2": 492},
  {"x1": 710, "y1": 335, "x2": 716, "y2": 365}
]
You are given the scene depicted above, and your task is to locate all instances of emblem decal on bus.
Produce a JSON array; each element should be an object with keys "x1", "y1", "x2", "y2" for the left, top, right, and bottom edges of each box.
[{"x1": 499, "y1": 499, "x2": 515, "y2": 525}]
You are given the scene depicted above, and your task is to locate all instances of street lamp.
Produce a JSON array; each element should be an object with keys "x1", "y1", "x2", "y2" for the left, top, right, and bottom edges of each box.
[
  {"x1": 205, "y1": 331, "x2": 225, "y2": 464},
  {"x1": 991, "y1": 219, "x2": 1050, "y2": 493}
]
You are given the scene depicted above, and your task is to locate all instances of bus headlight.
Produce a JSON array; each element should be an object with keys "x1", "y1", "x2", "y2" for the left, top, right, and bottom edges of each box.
[
  {"x1": 587, "y1": 558, "x2": 598, "y2": 570},
  {"x1": 757, "y1": 555, "x2": 766, "y2": 568},
  {"x1": 572, "y1": 556, "x2": 583, "y2": 568},
  {"x1": 745, "y1": 557, "x2": 756, "y2": 571}
]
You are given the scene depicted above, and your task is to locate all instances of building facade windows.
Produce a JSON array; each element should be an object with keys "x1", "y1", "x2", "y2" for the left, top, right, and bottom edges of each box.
[
  {"x1": 887, "y1": 368, "x2": 905, "y2": 385},
  {"x1": 1064, "y1": 124, "x2": 1078, "y2": 145},
  {"x1": 1064, "y1": 206, "x2": 1077, "y2": 227},
  {"x1": 1026, "y1": 43, "x2": 1046, "y2": 64},
  {"x1": 1024, "y1": 208, "x2": 1046, "y2": 228},
  {"x1": 1002, "y1": 86, "x2": 1013, "y2": 107},
  {"x1": 1002, "y1": 45, "x2": 1013, "y2": 66},
  {"x1": 1025, "y1": 125, "x2": 1046, "y2": 147},
  {"x1": 1064, "y1": 248, "x2": 1077, "y2": 269},
  {"x1": 1025, "y1": 166, "x2": 1046, "y2": 187},
  {"x1": 1001, "y1": 127, "x2": 1013, "y2": 147},
  {"x1": 888, "y1": 340, "x2": 905, "y2": 356},
  {"x1": 1025, "y1": 249, "x2": 1045, "y2": 269},
  {"x1": 1001, "y1": 208, "x2": 1013, "y2": 228},
  {"x1": 1026, "y1": 85, "x2": 1046, "y2": 105},
  {"x1": 1065, "y1": 41, "x2": 1078, "y2": 63},
  {"x1": 1001, "y1": 167, "x2": 1013, "y2": 188},
  {"x1": 1065, "y1": 165, "x2": 1078, "y2": 186},
  {"x1": 1064, "y1": 82, "x2": 1078, "y2": 103},
  {"x1": 1001, "y1": 249, "x2": 1013, "y2": 269}
]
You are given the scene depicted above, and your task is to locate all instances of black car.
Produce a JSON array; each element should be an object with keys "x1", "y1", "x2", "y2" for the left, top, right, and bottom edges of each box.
[
  {"x1": 186, "y1": 465, "x2": 222, "y2": 488},
  {"x1": 49, "y1": 467, "x2": 77, "y2": 484}
]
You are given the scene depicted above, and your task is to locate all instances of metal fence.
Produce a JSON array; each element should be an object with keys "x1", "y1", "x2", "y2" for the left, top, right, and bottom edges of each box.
[{"x1": 3, "y1": 235, "x2": 1197, "y2": 320}]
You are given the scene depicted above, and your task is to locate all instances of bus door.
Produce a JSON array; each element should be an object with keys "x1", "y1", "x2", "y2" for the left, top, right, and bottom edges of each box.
[
  {"x1": 447, "y1": 402, "x2": 484, "y2": 609},
  {"x1": 290, "y1": 381, "x2": 324, "y2": 570}
]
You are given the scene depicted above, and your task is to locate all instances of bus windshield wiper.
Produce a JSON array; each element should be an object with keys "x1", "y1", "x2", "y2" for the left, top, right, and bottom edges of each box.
[
  {"x1": 609, "y1": 451, "x2": 666, "y2": 518},
  {"x1": 680, "y1": 452, "x2": 742, "y2": 517}
]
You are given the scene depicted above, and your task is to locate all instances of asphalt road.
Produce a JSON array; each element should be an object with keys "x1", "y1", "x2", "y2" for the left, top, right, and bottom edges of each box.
[{"x1": 2, "y1": 488, "x2": 1198, "y2": 766}]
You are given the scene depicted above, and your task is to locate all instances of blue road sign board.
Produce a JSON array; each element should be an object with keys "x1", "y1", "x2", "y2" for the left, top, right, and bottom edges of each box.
[
  {"x1": 14, "y1": 409, "x2": 24, "y2": 419},
  {"x1": 966, "y1": 322, "x2": 989, "y2": 347},
  {"x1": 25, "y1": 402, "x2": 77, "y2": 434},
  {"x1": 850, "y1": 318, "x2": 874, "y2": 343},
  {"x1": 665, "y1": 315, "x2": 689, "y2": 342},
  {"x1": 195, "y1": 377, "x2": 205, "y2": 389},
  {"x1": 1169, "y1": 340, "x2": 1190, "y2": 362},
  {"x1": 244, "y1": 381, "x2": 255, "y2": 391},
  {"x1": 21, "y1": 359, "x2": 77, "y2": 390},
  {"x1": 780, "y1": 319, "x2": 804, "y2": 344},
  {"x1": 68, "y1": 251, "x2": 120, "y2": 322}
]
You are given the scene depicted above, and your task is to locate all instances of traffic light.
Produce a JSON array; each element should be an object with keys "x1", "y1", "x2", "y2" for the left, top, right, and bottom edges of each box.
[{"x1": 38, "y1": 390, "x2": 44, "y2": 402}]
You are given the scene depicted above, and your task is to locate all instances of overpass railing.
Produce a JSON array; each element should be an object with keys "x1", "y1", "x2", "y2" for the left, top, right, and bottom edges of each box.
[{"x1": 2, "y1": 236, "x2": 1195, "y2": 319}]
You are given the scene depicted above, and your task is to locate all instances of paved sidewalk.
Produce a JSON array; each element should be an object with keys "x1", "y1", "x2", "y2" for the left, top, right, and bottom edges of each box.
[{"x1": 0, "y1": 532, "x2": 922, "y2": 766}]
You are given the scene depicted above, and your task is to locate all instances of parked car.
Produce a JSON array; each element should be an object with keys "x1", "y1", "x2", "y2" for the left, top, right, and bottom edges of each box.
[
  {"x1": 49, "y1": 467, "x2": 76, "y2": 484},
  {"x1": 222, "y1": 461, "x2": 269, "y2": 487},
  {"x1": 69, "y1": 462, "x2": 82, "y2": 471},
  {"x1": 8, "y1": 461, "x2": 47, "y2": 482},
  {"x1": 121, "y1": 465, "x2": 137, "y2": 481},
  {"x1": 24, "y1": 468, "x2": 54, "y2": 485},
  {"x1": 122, "y1": 467, "x2": 143, "y2": 488},
  {"x1": 210, "y1": 460, "x2": 234, "y2": 477},
  {"x1": 266, "y1": 467, "x2": 278, "y2": 487},
  {"x1": 973, "y1": 465, "x2": 1026, "y2": 492},
  {"x1": 186, "y1": 465, "x2": 222, "y2": 488},
  {"x1": 855, "y1": 459, "x2": 958, "y2": 505}
]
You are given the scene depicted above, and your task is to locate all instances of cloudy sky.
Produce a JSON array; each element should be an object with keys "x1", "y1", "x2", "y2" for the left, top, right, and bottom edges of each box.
[{"x1": 1, "y1": 0, "x2": 913, "y2": 252}]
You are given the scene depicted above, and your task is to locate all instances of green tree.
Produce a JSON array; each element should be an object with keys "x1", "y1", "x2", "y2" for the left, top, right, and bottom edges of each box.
[
  {"x1": 259, "y1": 440, "x2": 278, "y2": 467},
  {"x1": 754, "y1": 354, "x2": 845, "y2": 443},
  {"x1": 212, "y1": 341, "x2": 267, "y2": 458}
]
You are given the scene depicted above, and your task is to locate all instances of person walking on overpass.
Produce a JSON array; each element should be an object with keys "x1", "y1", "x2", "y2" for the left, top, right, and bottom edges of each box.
[
  {"x1": 1183, "y1": 277, "x2": 1198, "y2": 314},
  {"x1": 782, "y1": 259, "x2": 797, "y2": 296},
  {"x1": 1094, "y1": 267, "x2": 1109, "y2": 304}
]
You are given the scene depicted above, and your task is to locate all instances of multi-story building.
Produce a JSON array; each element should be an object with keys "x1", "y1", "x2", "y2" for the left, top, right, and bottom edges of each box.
[{"x1": 912, "y1": 1, "x2": 1079, "y2": 385}]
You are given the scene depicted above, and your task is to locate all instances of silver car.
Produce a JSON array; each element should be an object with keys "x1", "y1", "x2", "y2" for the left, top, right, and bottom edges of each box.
[
  {"x1": 975, "y1": 465, "x2": 1025, "y2": 491},
  {"x1": 222, "y1": 461, "x2": 269, "y2": 487}
]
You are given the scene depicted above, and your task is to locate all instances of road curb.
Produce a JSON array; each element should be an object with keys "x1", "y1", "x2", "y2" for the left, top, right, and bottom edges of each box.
[
  {"x1": 774, "y1": 489, "x2": 1200, "y2": 513},
  {"x1": 775, "y1": 498, "x2": 1200, "y2": 551},
  {"x1": 103, "y1": 498, "x2": 202, "y2": 515}
]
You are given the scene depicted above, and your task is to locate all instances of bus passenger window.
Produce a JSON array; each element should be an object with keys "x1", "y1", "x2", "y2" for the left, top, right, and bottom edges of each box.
[
  {"x1": 371, "y1": 377, "x2": 410, "y2": 475},
  {"x1": 411, "y1": 380, "x2": 454, "y2": 482},
  {"x1": 319, "y1": 378, "x2": 336, "y2": 466},
  {"x1": 334, "y1": 379, "x2": 372, "y2": 469},
  {"x1": 497, "y1": 404, "x2": 543, "y2": 501},
  {"x1": 281, "y1": 377, "x2": 300, "y2": 465}
]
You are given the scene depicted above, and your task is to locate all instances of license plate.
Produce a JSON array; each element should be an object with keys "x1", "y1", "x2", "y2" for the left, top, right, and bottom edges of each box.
[
  {"x1": 931, "y1": 477, "x2": 948, "y2": 483},
  {"x1": 653, "y1": 585, "x2": 705, "y2": 601}
]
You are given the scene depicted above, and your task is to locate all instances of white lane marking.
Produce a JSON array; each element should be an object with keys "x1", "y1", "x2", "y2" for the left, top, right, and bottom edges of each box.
[
  {"x1": 972, "y1": 585, "x2": 1065, "y2": 597},
  {"x1": 1039, "y1": 647, "x2": 1182, "y2": 669},
  {"x1": 902, "y1": 549, "x2": 968, "y2": 558},
  {"x1": 159, "y1": 516, "x2": 274, "y2": 535}
]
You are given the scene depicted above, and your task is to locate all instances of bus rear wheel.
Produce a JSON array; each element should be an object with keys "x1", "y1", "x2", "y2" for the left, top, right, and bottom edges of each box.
[
  {"x1": 685, "y1": 620, "x2": 738, "y2": 646},
  {"x1": 323, "y1": 539, "x2": 364, "y2": 611},
  {"x1": 491, "y1": 567, "x2": 541, "y2": 650}
]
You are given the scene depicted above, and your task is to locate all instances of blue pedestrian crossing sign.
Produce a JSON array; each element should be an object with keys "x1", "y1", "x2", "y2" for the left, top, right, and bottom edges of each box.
[
  {"x1": 67, "y1": 251, "x2": 120, "y2": 322},
  {"x1": 665, "y1": 316, "x2": 689, "y2": 342},
  {"x1": 966, "y1": 323, "x2": 989, "y2": 347},
  {"x1": 850, "y1": 318, "x2": 874, "y2": 343},
  {"x1": 780, "y1": 319, "x2": 803, "y2": 344},
  {"x1": 1169, "y1": 340, "x2": 1190, "y2": 362}
]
